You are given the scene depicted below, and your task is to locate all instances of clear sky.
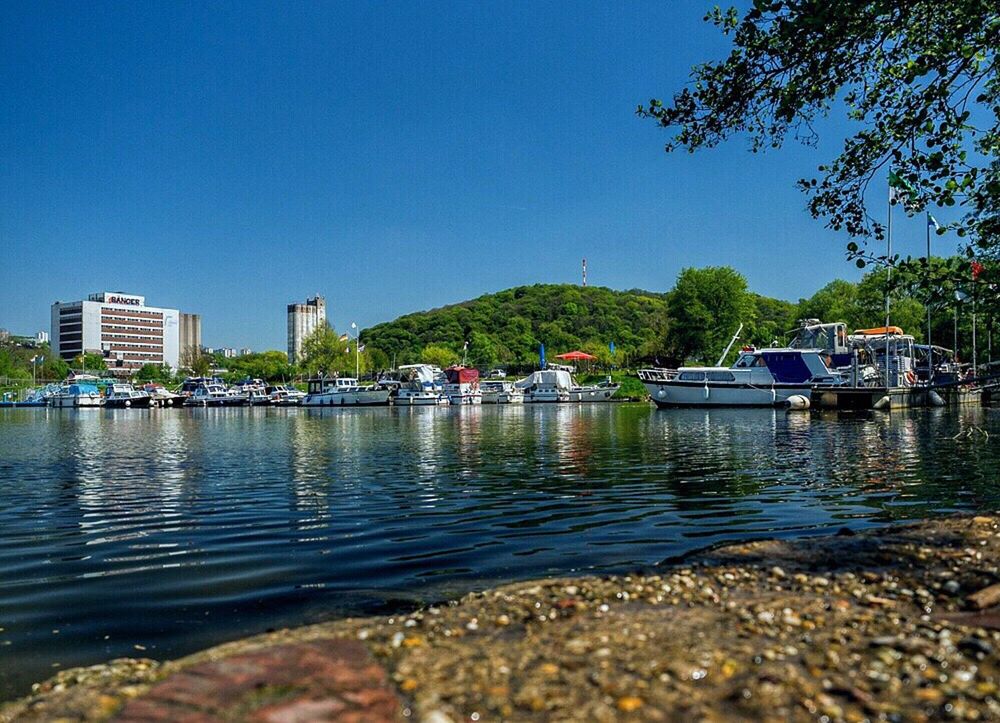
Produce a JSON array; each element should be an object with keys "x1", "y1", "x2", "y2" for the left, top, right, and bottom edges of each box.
[{"x1": 0, "y1": 1, "x2": 954, "y2": 349}]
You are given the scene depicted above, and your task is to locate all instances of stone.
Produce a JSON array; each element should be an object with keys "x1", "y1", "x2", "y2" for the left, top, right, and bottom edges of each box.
[
  {"x1": 114, "y1": 639, "x2": 400, "y2": 722},
  {"x1": 967, "y1": 583, "x2": 1000, "y2": 610}
]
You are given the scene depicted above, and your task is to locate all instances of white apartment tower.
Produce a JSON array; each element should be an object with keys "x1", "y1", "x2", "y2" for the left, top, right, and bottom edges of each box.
[{"x1": 287, "y1": 296, "x2": 326, "y2": 363}]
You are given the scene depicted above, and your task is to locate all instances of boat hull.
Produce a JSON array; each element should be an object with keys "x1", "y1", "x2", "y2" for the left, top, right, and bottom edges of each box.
[
  {"x1": 302, "y1": 390, "x2": 391, "y2": 407},
  {"x1": 50, "y1": 395, "x2": 104, "y2": 408},
  {"x1": 394, "y1": 393, "x2": 446, "y2": 406},
  {"x1": 568, "y1": 386, "x2": 619, "y2": 402},
  {"x1": 105, "y1": 397, "x2": 152, "y2": 408},
  {"x1": 644, "y1": 381, "x2": 812, "y2": 407}
]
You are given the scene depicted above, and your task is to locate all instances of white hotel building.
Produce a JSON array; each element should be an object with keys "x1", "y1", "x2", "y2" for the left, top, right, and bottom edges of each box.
[{"x1": 51, "y1": 292, "x2": 183, "y2": 375}]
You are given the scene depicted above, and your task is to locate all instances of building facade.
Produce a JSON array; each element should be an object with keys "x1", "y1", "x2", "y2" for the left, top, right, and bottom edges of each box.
[
  {"x1": 179, "y1": 312, "x2": 202, "y2": 365},
  {"x1": 51, "y1": 292, "x2": 181, "y2": 375},
  {"x1": 287, "y1": 296, "x2": 326, "y2": 363}
]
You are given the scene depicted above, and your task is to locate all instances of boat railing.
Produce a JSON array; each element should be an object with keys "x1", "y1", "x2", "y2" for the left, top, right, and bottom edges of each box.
[{"x1": 637, "y1": 368, "x2": 679, "y2": 383}]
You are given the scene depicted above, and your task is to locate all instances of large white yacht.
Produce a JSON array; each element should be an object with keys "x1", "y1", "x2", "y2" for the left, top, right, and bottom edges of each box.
[
  {"x1": 394, "y1": 365, "x2": 447, "y2": 406},
  {"x1": 301, "y1": 377, "x2": 391, "y2": 407},
  {"x1": 638, "y1": 347, "x2": 845, "y2": 407}
]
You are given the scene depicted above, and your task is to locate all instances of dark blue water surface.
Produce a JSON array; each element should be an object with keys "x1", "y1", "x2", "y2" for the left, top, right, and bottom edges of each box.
[{"x1": 1, "y1": 404, "x2": 999, "y2": 699}]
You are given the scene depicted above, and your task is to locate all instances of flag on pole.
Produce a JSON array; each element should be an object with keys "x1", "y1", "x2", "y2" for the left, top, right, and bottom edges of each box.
[
  {"x1": 927, "y1": 213, "x2": 941, "y2": 232},
  {"x1": 888, "y1": 170, "x2": 918, "y2": 205},
  {"x1": 609, "y1": 341, "x2": 616, "y2": 355},
  {"x1": 338, "y1": 333, "x2": 349, "y2": 342},
  {"x1": 358, "y1": 344, "x2": 366, "y2": 353}
]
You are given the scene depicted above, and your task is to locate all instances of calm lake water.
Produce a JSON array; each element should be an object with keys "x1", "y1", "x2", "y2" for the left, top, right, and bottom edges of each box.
[{"x1": 1, "y1": 403, "x2": 999, "y2": 699}]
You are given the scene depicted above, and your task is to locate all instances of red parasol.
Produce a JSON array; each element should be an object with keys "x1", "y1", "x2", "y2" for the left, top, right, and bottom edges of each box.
[{"x1": 555, "y1": 350, "x2": 597, "y2": 361}]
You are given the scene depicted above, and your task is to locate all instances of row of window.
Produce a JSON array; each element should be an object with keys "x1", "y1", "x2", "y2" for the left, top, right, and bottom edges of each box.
[{"x1": 676, "y1": 371, "x2": 738, "y2": 382}]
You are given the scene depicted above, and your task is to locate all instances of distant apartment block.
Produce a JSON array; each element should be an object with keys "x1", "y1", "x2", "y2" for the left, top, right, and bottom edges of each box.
[{"x1": 287, "y1": 295, "x2": 326, "y2": 363}]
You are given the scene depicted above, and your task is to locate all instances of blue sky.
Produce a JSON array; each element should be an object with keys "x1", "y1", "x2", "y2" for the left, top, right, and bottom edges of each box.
[{"x1": 0, "y1": 1, "x2": 957, "y2": 349}]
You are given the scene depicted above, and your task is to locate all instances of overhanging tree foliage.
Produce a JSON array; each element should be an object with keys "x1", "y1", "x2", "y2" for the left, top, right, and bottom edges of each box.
[{"x1": 638, "y1": 1, "x2": 1000, "y2": 269}]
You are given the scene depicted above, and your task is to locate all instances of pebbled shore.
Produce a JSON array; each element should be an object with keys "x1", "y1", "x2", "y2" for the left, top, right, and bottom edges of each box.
[{"x1": 4, "y1": 514, "x2": 1000, "y2": 722}]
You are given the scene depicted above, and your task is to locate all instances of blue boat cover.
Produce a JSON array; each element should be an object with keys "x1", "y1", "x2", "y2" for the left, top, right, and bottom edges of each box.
[{"x1": 761, "y1": 352, "x2": 812, "y2": 384}]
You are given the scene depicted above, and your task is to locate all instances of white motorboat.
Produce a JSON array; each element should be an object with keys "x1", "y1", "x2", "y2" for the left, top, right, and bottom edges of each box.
[
  {"x1": 49, "y1": 378, "x2": 105, "y2": 408},
  {"x1": 301, "y1": 377, "x2": 391, "y2": 407},
  {"x1": 394, "y1": 364, "x2": 447, "y2": 406},
  {"x1": 266, "y1": 384, "x2": 306, "y2": 406},
  {"x1": 143, "y1": 383, "x2": 184, "y2": 407},
  {"x1": 516, "y1": 369, "x2": 573, "y2": 403},
  {"x1": 444, "y1": 366, "x2": 482, "y2": 405},
  {"x1": 480, "y1": 380, "x2": 524, "y2": 404},
  {"x1": 638, "y1": 348, "x2": 845, "y2": 407},
  {"x1": 184, "y1": 382, "x2": 245, "y2": 407},
  {"x1": 105, "y1": 383, "x2": 152, "y2": 408},
  {"x1": 568, "y1": 382, "x2": 619, "y2": 402}
]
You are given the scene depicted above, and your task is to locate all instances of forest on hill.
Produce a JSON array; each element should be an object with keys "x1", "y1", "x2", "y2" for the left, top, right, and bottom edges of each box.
[{"x1": 361, "y1": 277, "x2": 799, "y2": 369}]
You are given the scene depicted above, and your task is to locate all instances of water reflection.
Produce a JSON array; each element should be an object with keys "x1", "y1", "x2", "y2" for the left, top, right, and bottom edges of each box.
[{"x1": 1, "y1": 404, "x2": 999, "y2": 700}]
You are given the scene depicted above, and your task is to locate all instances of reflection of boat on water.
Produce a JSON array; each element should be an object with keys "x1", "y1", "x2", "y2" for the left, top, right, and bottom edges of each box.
[
  {"x1": 394, "y1": 365, "x2": 447, "y2": 406},
  {"x1": 301, "y1": 377, "x2": 391, "y2": 407},
  {"x1": 639, "y1": 348, "x2": 844, "y2": 407},
  {"x1": 481, "y1": 380, "x2": 524, "y2": 404}
]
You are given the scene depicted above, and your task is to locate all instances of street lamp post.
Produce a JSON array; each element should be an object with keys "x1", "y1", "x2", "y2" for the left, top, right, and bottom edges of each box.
[{"x1": 351, "y1": 322, "x2": 359, "y2": 379}]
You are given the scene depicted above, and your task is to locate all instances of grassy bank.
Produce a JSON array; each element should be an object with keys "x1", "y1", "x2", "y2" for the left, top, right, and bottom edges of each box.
[{"x1": 576, "y1": 370, "x2": 648, "y2": 400}]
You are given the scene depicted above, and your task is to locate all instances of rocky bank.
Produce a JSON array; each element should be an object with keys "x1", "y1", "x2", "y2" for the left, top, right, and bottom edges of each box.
[{"x1": 3, "y1": 514, "x2": 1000, "y2": 722}]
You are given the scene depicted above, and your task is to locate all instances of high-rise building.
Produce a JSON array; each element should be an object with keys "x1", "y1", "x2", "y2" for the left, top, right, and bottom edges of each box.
[
  {"x1": 179, "y1": 313, "x2": 202, "y2": 366},
  {"x1": 51, "y1": 292, "x2": 182, "y2": 375},
  {"x1": 287, "y1": 296, "x2": 326, "y2": 363}
]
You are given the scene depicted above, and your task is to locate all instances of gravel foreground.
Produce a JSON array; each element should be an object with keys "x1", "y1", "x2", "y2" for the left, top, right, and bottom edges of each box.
[{"x1": 4, "y1": 514, "x2": 1000, "y2": 722}]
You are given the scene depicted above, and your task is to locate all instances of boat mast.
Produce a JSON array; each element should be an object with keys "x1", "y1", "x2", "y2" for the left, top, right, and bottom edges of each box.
[
  {"x1": 716, "y1": 323, "x2": 744, "y2": 367},
  {"x1": 885, "y1": 179, "x2": 892, "y2": 389}
]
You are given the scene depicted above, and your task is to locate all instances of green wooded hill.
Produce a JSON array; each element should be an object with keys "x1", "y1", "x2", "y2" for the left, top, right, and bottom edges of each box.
[
  {"x1": 362, "y1": 283, "x2": 798, "y2": 369},
  {"x1": 363, "y1": 284, "x2": 669, "y2": 368}
]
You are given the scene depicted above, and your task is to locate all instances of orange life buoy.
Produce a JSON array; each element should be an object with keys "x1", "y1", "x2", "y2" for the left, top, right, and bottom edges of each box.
[{"x1": 905, "y1": 370, "x2": 917, "y2": 385}]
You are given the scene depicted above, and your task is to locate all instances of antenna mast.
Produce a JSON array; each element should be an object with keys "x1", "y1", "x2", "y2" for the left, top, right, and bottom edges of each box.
[{"x1": 582, "y1": 258, "x2": 587, "y2": 287}]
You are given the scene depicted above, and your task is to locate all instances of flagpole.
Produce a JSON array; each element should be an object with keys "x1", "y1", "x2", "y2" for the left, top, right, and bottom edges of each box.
[
  {"x1": 926, "y1": 213, "x2": 932, "y2": 385},
  {"x1": 885, "y1": 181, "x2": 892, "y2": 389}
]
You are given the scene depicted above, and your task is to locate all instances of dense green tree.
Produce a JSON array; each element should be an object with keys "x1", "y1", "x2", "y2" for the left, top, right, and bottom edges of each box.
[
  {"x1": 420, "y1": 344, "x2": 459, "y2": 368},
  {"x1": 666, "y1": 267, "x2": 756, "y2": 364},
  {"x1": 299, "y1": 324, "x2": 352, "y2": 377},
  {"x1": 638, "y1": 1, "x2": 1000, "y2": 263},
  {"x1": 797, "y1": 280, "x2": 860, "y2": 328},
  {"x1": 225, "y1": 350, "x2": 294, "y2": 382},
  {"x1": 135, "y1": 363, "x2": 174, "y2": 383},
  {"x1": 74, "y1": 353, "x2": 106, "y2": 372}
]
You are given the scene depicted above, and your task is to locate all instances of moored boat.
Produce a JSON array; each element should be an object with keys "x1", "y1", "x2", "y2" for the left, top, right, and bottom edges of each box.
[
  {"x1": 481, "y1": 380, "x2": 524, "y2": 404},
  {"x1": 516, "y1": 369, "x2": 573, "y2": 403},
  {"x1": 394, "y1": 365, "x2": 447, "y2": 406},
  {"x1": 443, "y1": 366, "x2": 482, "y2": 405},
  {"x1": 301, "y1": 377, "x2": 391, "y2": 407},
  {"x1": 143, "y1": 383, "x2": 184, "y2": 407},
  {"x1": 638, "y1": 347, "x2": 845, "y2": 407},
  {"x1": 266, "y1": 384, "x2": 306, "y2": 406},
  {"x1": 105, "y1": 383, "x2": 152, "y2": 408},
  {"x1": 49, "y1": 381, "x2": 105, "y2": 408},
  {"x1": 184, "y1": 381, "x2": 245, "y2": 407}
]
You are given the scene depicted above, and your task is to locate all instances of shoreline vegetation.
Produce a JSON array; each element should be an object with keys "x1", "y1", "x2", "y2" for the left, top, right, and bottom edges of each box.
[
  {"x1": 4, "y1": 259, "x2": 996, "y2": 402},
  {"x1": 4, "y1": 514, "x2": 1000, "y2": 721}
]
